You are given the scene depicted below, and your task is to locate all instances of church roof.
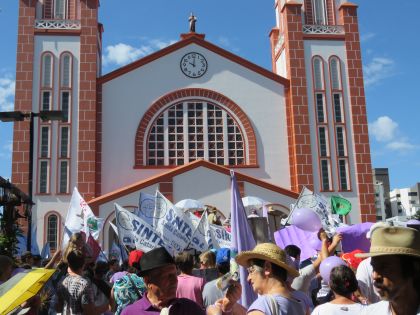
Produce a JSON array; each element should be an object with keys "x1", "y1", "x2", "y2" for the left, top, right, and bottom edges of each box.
[
  {"x1": 98, "y1": 33, "x2": 289, "y2": 86},
  {"x1": 88, "y1": 159, "x2": 298, "y2": 208}
]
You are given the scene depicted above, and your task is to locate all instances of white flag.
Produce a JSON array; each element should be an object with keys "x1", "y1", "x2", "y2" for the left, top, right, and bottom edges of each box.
[
  {"x1": 210, "y1": 223, "x2": 231, "y2": 248},
  {"x1": 153, "y1": 191, "x2": 195, "y2": 253},
  {"x1": 188, "y1": 212, "x2": 209, "y2": 252},
  {"x1": 296, "y1": 187, "x2": 340, "y2": 235},
  {"x1": 138, "y1": 192, "x2": 155, "y2": 227},
  {"x1": 62, "y1": 187, "x2": 104, "y2": 249},
  {"x1": 115, "y1": 203, "x2": 171, "y2": 253}
]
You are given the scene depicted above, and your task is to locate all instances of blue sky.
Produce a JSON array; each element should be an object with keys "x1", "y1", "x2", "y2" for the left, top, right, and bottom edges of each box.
[{"x1": 0, "y1": 0, "x2": 419, "y2": 190}]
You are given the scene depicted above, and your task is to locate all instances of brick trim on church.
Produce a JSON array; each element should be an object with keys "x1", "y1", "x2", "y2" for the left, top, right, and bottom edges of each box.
[
  {"x1": 282, "y1": 2, "x2": 314, "y2": 193},
  {"x1": 12, "y1": 1, "x2": 37, "y2": 193},
  {"x1": 134, "y1": 88, "x2": 258, "y2": 168},
  {"x1": 339, "y1": 3, "x2": 375, "y2": 222},
  {"x1": 78, "y1": 0, "x2": 100, "y2": 200}
]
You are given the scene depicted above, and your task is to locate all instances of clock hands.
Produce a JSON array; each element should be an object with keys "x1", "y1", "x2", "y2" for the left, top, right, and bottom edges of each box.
[{"x1": 189, "y1": 57, "x2": 196, "y2": 67}]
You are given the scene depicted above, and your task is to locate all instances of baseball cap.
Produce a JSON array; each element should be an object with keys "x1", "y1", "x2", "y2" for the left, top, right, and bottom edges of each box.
[{"x1": 216, "y1": 248, "x2": 230, "y2": 265}]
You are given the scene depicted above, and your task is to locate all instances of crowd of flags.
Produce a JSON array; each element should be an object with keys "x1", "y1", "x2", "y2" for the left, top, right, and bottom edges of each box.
[{"x1": 16, "y1": 172, "x2": 353, "y2": 306}]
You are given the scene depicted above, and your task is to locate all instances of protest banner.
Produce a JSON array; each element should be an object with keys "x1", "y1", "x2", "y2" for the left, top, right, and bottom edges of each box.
[
  {"x1": 62, "y1": 187, "x2": 104, "y2": 249},
  {"x1": 115, "y1": 203, "x2": 170, "y2": 253},
  {"x1": 187, "y1": 212, "x2": 209, "y2": 252},
  {"x1": 210, "y1": 223, "x2": 231, "y2": 248},
  {"x1": 138, "y1": 192, "x2": 155, "y2": 226},
  {"x1": 153, "y1": 191, "x2": 195, "y2": 253},
  {"x1": 295, "y1": 187, "x2": 340, "y2": 235}
]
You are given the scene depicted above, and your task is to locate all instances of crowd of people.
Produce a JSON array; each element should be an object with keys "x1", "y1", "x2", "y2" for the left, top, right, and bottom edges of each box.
[{"x1": 1, "y1": 223, "x2": 419, "y2": 315}]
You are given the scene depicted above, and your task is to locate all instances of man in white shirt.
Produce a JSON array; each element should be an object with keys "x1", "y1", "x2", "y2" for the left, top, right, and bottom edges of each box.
[{"x1": 356, "y1": 226, "x2": 420, "y2": 315}]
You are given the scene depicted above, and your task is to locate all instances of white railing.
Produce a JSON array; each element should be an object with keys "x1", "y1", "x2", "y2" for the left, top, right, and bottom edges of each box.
[
  {"x1": 35, "y1": 19, "x2": 81, "y2": 30},
  {"x1": 274, "y1": 34, "x2": 285, "y2": 55},
  {"x1": 303, "y1": 24, "x2": 344, "y2": 35}
]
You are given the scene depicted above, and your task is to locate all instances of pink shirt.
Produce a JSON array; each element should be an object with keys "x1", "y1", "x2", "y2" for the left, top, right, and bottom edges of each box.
[{"x1": 176, "y1": 274, "x2": 205, "y2": 308}]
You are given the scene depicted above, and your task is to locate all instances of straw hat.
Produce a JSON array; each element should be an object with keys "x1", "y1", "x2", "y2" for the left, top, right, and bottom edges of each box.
[
  {"x1": 355, "y1": 226, "x2": 420, "y2": 258},
  {"x1": 235, "y1": 243, "x2": 299, "y2": 278}
]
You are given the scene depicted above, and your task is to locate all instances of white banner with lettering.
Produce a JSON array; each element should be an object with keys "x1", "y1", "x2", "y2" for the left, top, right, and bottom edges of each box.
[
  {"x1": 210, "y1": 223, "x2": 232, "y2": 248},
  {"x1": 153, "y1": 191, "x2": 195, "y2": 253},
  {"x1": 115, "y1": 203, "x2": 171, "y2": 253}
]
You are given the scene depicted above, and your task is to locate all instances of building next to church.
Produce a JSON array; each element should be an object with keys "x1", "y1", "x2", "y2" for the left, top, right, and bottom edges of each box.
[
  {"x1": 10, "y1": 0, "x2": 375, "y2": 252},
  {"x1": 390, "y1": 183, "x2": 420, "y2": 218}
]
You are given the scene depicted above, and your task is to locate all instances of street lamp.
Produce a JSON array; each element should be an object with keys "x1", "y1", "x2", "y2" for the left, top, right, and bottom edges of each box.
[{"x1": 0, "y1": 110, "x2": 64, "y2": 251}]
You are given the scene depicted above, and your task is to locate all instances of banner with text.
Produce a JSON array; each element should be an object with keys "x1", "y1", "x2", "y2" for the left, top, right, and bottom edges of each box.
[
  {"x1": 115, "y1": 203, "x2": 170, "y2": 253},
  {"x1": 153, "y1": 191, "x2": 195, "y2": 253}
]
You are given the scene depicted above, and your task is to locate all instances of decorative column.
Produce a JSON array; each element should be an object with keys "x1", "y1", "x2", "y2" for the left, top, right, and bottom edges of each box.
[
  {"x1": 12, "y1": 0, "x2": 36, "y2": 191},
  {"x1": 339, "y1": 3, "x2": 376, "y2": 222},
  {"x1": 282, "y1": 2, "x2": 314, "y2": 192},
  {"x1": 78, "y1": 0, "x2": 100, "y2": 200}
]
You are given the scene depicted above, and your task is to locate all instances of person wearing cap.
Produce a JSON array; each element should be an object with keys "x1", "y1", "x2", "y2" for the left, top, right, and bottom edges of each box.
[
  {"x1": 111, "y1": 250, "x2": 146, "y2": 315},
  {"x1": 356, "y1": 226, "x2": 420, "y2": 315},
  {"x1": 121, "y1": 247, "x2": 205, "y2": 315},
  {"x1": 202, "y1": 248, "x2": 232, "y2": 308},
  {"x1": 210, "y1": 243, "x2": 305, "y2": 315}
]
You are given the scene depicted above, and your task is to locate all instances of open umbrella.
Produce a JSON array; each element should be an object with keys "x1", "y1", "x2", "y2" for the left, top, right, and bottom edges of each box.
[
  {"x1": 175, "y1": 199, "x2": 204, "y2": 212},
  {"x1": 0, "y1": 268, "x2": 56, "y2": 315}
]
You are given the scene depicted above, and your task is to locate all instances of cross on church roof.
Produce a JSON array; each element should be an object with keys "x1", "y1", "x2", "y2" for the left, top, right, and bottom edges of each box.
[{"x1": 189, "y1": 13, "x2": 197, "y2": 33}]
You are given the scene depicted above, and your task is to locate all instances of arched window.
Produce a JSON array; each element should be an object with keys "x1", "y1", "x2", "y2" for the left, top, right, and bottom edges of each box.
[
  {"x1": 312, "y1": 56, "x2": 331, "y2": 191},
  {"x1": 147, "y1": 101, "x2": 246, "y2": 166},
  {"x1": 41, "y1": 52, "x2": 54, "y2": 111},
  {"x1": 60, "y1": 53, "x2": 72, "y2": 88},
  {"x1": 329, "y1": 57, "x2": 341, "y2": 90},
  {"x1": 46, "y1": 214, "x2": 59, "y2": 250},
  {"x1": 329, "y1": 56, "x2": 350, "y2": 191},
  {"x1": 57, "y1": 52, "x2": 73, "y2": 194},
  {"x1": 313, "y1": 57, "x2": 324, "y2": 90},
  {"x1": 39, "y1": 52, "x2": 54, "y2": 194}
]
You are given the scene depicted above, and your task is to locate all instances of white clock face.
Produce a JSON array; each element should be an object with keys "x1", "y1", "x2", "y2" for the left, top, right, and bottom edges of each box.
[{"x1": 180, "y1": 52, "x2": 208, "y2": 78}]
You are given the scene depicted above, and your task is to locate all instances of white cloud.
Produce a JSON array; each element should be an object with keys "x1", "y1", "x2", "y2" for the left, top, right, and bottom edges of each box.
[
  {"x1": 102, "y1": 38, "x2": 176, "y2": 67},
  {"x1": 103, "y1": 43, "x2": 146, "y2": 66},
  {"x1": 386, "y1": 141, "x2": 417, "y2": 151},
  {"x1": 363, "y1": 57, "x2": 395, "y2": 87},
  {"x1": 369, "y1": 116, "x2": 398, "y2": 142},
  {"x1": 0, "y1": 75, "x2": 15, "y2": 111},
  {"x1": 360, "y1": 32, "x2": 375, "y2": 42},
  {"x1": 369, "y1": 116, "x2": 418, "y2": 153}
]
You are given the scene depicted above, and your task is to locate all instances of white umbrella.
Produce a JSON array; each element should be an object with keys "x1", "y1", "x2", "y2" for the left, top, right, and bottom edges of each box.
[
  {"x1": 175, "y1": 199, "x2": 204, "y2": 211},
  {"x1": 242, "y1": 196, "x2": 267, "y2": 208}
]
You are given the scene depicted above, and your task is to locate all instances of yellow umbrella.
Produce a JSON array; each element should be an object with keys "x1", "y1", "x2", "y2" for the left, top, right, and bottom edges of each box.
[{"x1": 0, "y1": 268, "x2": 56, "y2": 315}]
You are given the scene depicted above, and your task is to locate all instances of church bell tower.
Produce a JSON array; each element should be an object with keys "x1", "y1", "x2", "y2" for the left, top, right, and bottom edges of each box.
[
  {"x1": 12, "y1": 0, "x2": 102, "y2": 249},
  {"x1": 270, "y1": 0, "x2": 375, "y2": 223}
]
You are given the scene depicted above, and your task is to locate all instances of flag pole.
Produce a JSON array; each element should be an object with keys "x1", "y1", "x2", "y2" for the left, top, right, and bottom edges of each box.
[{"x1": 281, "y1": 185, "x2": 307, "y2": 227}]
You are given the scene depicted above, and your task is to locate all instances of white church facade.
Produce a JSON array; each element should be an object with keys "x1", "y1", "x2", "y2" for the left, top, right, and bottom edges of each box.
[{"x1": 10, "y1": 0, "x2": 375, "y2": 252}]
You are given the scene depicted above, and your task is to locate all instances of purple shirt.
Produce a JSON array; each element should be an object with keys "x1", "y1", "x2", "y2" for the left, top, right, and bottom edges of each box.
[{"x1": 121, "y1": 295, "x2": 205, "y2": 315}]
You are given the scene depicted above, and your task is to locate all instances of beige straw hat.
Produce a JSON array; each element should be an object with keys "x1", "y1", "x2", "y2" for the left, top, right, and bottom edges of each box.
[
  {"x1": 235, "y1": 243, "x2": 299, "y2": 278},
  {"x1": 355, "y1": 226, "x2": 420, "y2": 258}
]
